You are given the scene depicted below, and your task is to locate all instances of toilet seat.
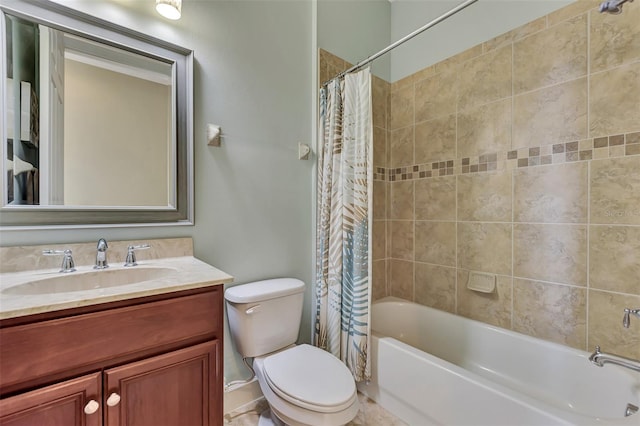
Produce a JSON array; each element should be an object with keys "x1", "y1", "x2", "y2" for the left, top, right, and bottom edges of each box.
[{"x1": 262, "y1": 344, "x2": 357, "y2": 413}]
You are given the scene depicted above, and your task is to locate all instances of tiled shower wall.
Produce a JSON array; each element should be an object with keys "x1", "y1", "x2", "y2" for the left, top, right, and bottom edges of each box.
[{"x1": 319, "y1": 0, "x2": 639, "y2": 359}]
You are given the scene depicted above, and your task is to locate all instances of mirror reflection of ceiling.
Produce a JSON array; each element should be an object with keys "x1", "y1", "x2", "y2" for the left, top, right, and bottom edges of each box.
[{"x1": 63, "y1": 33, "x2": 173, "y2": 85}]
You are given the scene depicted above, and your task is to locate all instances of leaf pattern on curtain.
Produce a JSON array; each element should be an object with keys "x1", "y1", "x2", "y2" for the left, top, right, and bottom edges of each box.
[{"x1": 315, "y1": 68, "x2": 372, "y2": 382}]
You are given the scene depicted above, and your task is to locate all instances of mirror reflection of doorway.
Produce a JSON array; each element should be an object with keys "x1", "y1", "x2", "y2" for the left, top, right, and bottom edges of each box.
[{"x1": 4, "y1": 17, "x2": 173, "y2": 208}]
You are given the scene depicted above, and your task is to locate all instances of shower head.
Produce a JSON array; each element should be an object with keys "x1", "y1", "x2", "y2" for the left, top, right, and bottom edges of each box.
[{"x1": 599, "y1": 0, "x2": 634, "y2": 14}]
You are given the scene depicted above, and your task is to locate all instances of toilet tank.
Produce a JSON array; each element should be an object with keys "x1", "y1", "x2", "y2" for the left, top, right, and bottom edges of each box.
[{"x1": 225, "y1": 278, "x2": 305, "y2": 358}]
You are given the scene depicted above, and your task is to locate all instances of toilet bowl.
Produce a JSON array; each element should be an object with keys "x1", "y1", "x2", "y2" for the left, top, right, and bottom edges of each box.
[
  {"x1": 254, "y1": 345, "x2": 359, "y2": 426},
  {"x1": 225, "y1": 278, "x2": 360, "y2": 426}
]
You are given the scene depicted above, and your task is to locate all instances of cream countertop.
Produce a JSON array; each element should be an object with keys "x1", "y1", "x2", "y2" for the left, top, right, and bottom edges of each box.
[{"x1": 0, "y1": 256, "x2": 233, "y2": 320}]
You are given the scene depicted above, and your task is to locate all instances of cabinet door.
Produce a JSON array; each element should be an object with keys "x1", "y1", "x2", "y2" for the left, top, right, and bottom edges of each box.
[
  {"x1": 0, "y1": 372, "x2": 102, "y2": 426},
  {"x1": 104, "y1": 341, "x2": 220, "y2": 426}
]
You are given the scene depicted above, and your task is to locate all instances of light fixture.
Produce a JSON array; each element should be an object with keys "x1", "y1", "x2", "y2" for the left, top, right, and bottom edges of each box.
[{"x1": 156, "y1": 0, "x2": 182, "y2": 20}]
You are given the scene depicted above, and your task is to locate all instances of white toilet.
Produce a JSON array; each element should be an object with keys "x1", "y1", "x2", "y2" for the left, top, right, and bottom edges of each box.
[{"x1": 225, "y1": 278, "x2": 360, "y2": 426}]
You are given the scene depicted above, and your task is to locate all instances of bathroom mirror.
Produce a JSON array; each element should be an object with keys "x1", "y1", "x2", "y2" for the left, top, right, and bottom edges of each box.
[{"x1": 0, "y1": 0, "x2": 193, "y2": 227}]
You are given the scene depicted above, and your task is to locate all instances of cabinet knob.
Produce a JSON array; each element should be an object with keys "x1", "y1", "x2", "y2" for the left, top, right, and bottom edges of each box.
[
  {"x1": 106, "y1": 392, "x2": 121, "y2": 407},
  {"x1": 84, "y1": 399, "x2": 100, "y2": 415}
]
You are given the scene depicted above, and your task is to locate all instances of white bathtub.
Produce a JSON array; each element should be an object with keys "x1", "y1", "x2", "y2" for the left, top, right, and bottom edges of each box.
[{"x1": 357, "y1": 297, "x2": 640, "y2": 426}]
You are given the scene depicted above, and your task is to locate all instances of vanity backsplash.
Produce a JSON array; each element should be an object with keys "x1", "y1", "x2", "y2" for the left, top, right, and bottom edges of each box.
[{"x1": 0, "y1": 237, "x2": 194, "y2": 273}]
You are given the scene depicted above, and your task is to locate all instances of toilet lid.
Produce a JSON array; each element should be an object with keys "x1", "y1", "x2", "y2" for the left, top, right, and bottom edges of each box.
[{"x1": 263, "y1": 344, "x2": 357, "y2": 413}]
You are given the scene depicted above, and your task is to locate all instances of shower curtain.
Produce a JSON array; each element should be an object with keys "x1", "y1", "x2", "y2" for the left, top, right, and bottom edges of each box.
[{"x1": 314, "y1": 68, "x2": 372, "y2": 382}]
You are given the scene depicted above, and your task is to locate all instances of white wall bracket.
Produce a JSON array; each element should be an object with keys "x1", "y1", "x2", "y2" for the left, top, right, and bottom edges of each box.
[
  {"x1": 298, "y1": 143, "x2": 310, "y2": 160},
  {"x1": 207, "y1": 124, "x2": 222, "y2": 147}
]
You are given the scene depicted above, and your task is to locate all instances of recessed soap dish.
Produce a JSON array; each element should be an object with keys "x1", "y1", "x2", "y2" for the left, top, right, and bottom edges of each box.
[{"x1": 467, "y1": 271, "x2": 496, "y2": 293}]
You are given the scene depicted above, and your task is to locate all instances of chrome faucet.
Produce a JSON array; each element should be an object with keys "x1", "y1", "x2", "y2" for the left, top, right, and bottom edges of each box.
[
  {"x1": 43, "y1": 249, "x2": 76, "y2": 273},
  {"x1": 589, "y1": 346, "x2": 640, "y2": 373},
  {"x1": 94, "y1": 238, "x2": 109, "y2": 269},
  {"x1": 623, "y1": 307, "x2": 640, "y2": 328}
]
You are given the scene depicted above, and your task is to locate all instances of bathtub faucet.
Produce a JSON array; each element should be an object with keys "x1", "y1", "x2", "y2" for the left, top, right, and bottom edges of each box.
[
  {"x1": 623, "y1": 307, "x2": 640, "y2": 328},
  {"x1": 589, "y1": 346, "x2": 640, "y2": 373}
]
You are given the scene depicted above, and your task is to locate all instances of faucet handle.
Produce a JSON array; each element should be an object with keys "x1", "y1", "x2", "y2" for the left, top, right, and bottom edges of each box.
[
  {"x1": 43, "y1": 249, "x2": 76, "y2": 273},
  {"x1": 623, "y1": 308, "x2": 640, "y2": 328},
  {"x1": 97, "y1": 238, "x2": 108, "y2": 250},
  {"x1": 124, "y1": 244, "x2": 151, "y2": 267}
]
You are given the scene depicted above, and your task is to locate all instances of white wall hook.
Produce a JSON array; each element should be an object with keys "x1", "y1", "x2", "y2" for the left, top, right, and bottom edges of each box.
[
  {"x1": 298, "y1": 143, "x2": 310, "y2": 160},
  {"x1": 207, "y1": 124, "x2": 222, "y2": 147}
]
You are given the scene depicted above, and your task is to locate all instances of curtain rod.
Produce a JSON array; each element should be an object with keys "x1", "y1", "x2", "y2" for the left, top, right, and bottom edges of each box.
[{"x1": 322, "y1": 0, "x2": 479, "y2": 87}]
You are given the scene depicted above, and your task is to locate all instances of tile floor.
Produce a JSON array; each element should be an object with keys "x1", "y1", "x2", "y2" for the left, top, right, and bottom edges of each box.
[{"x1": 224, "y1": 392, "x2": 407, "y2": 425}]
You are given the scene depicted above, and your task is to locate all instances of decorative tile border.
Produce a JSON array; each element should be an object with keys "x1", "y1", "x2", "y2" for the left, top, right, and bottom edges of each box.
[{"x1": 374, "y1": 131, "x2": 640, "y2": 182}]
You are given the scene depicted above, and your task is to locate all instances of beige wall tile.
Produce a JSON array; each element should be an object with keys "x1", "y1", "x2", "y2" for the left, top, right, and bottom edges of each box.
[
  {"x1": 547, "y1": 0, "x2": 599, "y2": 27},
  {"x1": 369, "y1": 0, "x2": 640, "y2": 356},
  {"x1": 590, "y1": 62, "x2": 640, "y2": 138},
  {"x1": 457, "y1": 270, "x2": 512, "y2": 329},
  {"x1": 319, "y1": 62, "x2": 329, "y2": 89},
  {"x1": 373, "y1": 220, "x2": 386, "y2": 261},
  {"x1": 457, "y1": 222, "x2": 512, "y2": 275},
  {"x1": 414, "y1": 71, "x2": 457, "y2": 122},
  {"x1": 373, "y1": 180, "x2": 386, "y2": 220},
  {"x1": 457, "y1": 171, "x2": 512, "y2": 222},
  {"x1": 590, "y1": 5, "x2": 640, "y2": 73},
  {"x1": 373, "y1": 126, "x2": 387, "y2": 168},
  {"x1": 389, "y1": 126, "x2": 414, "y2": 168},
  {"x1": 415, "y1": 263, "x2": 456, "y2": 313},
  {"x1": 372, "y1": 76, "x2": 389, "y2": 130},
  {"x1": 438, "y1": 45, "x2": 485, "y2": 75},
  {"x1": 590, "y1": 156, "x2": 640, "y2": 225},
  {"x1": 514, "y1": 224, "x2": 587, "y2": 286},
  {"x1": 414, "y1": 221, "x2": 456, "y2": 267},
  {"x1": 514, "y1": 162, "x2": 588, "y2": 223},
  {"x1": 513, "y1": 77, "x2": 588, "y2": 148},
  {"x1": 627, "y1": 144, "x2": 640, "y2": 156},
  {"x1": 385, "y1": 252, "x2": 391, "y2": 294},
  {"x1": 589, "y1": 290, "x2": 640, "y2": 359},
  {"x1": 390, "y1": 84, "x2": 414, "y2": 130},
  {"x1": 319, "y1": 49, "x2": 348, "y2": 87},
  {"x1": 389, "y1": 259, "x2": 414, "y2": 300},
  {"x1": 385, "y1": 182, "x2": 391, "y2": 222},
  {"x1": 415, "y1": 176, "x2": 456, "y2": 221},
  {"x1": 390, "y1": 181, "x2": 414, "y2": 220},
  {"x1": 457, "y1": 99, "x2": 512, "y2": 159},
  {"x1": 386, "y1": 213, "x2": 392, "y2": 262},
  {"x1": 457, "y1": 45, "x2": 512, "y2": 111},
  {"x1": 412, "y1": 64, "x2": 437, "y2": 83},
  {"x1": 484, "y1": 16, "x2": 547, "y2": 52},
  {"x1": 514, "y1": 14, "x2": 587, "y2": 94},
  {"x1": 386, "y1": 130, "x2": 392, "y2": 166},
  {"x1": 414, "y1": 115, "x2": 456, "y2": 164},
  {"x1": 390, "y1": 220, "x2": 414, "y2": 261},
  {"x1": 513, "y1": 279, "x2": 587, "y2": 350},
  {"x1": 392, "y1": 74, "x2": 415, "y2": 91},
  {"x1": 590, "y1": 225, "x2": 640, "y2": 295},
  {"x1": 372, "y1": 260, "x2": 388, "y2": 301}
]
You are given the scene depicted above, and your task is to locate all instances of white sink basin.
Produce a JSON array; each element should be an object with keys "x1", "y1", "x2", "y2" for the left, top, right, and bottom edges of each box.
[{"x1": 2, "y1": 267, "x2": 177, "y2": 295}]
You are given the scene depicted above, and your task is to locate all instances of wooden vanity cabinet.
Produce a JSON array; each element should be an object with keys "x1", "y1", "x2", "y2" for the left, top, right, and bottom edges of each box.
[
  {"x1": 104, "y1": 341, "x2": 217, "y2": 426},
  {"x1": 0, "y1": 372, "x2": 102, "y2": 426},
  {"x1": 0, "y1": 286, "x2": 223, "y2": 426}
]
